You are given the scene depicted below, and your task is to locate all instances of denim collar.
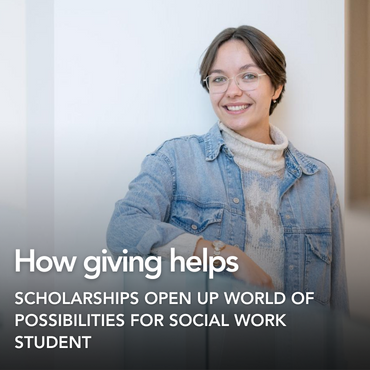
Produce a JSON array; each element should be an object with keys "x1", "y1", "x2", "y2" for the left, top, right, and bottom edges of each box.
[{"x1": 204, "y1": 123, "x2": 319, "y2": 176}]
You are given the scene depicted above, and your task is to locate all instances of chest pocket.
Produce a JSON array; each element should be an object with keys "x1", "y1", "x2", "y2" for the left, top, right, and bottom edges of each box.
[
  {"x1": 170, "y1": 199, "x2": 223, "y2": 239},
  {"x1": 304, "y1": 233, "x2": 332, "y2": 305}
]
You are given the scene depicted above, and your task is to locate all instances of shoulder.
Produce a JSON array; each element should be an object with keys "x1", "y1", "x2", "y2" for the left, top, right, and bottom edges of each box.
[
  {"x1": 287, "y1": 142, "x2": 339, "y2": 204},
  {"x1": 141, "y1": 132, "x2": 208, "y2": 173},
  {"x1": 148, "y1": 123, "x2": 222, "y2": 162},
  {"x1": 286, "y1": 141, "x2": 333, "y2": 177},
  {"x1": 153, "y1": 133, "x2": 206, "y2": 154}
]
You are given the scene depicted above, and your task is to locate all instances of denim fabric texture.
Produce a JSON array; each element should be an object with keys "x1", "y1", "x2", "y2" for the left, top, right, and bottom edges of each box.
[{"x1": 107, "y1": 123, "x2": 349, "y2": 312}]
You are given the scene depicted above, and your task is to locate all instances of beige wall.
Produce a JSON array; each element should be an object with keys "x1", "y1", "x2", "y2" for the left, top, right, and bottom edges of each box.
[
  {"x1": 345, "y1": 210, "x2": 370, "y2": 321},
  {"x1": 346, "y1": 0, "x2": 370, "y2": 206},
  {"x1": 345, "y1": 0, "x2": 370, "y2": 322}
]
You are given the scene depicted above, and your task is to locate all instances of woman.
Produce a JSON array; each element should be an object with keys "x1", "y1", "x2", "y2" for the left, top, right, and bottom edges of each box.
[{"x1": 107, "y1": 26, "x2": 348, "y2": 312}]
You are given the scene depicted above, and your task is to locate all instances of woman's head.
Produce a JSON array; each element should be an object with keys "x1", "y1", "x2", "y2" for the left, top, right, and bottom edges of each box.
[{"x1": 200, "y1": 26, "x2": 286, "y2": 132}]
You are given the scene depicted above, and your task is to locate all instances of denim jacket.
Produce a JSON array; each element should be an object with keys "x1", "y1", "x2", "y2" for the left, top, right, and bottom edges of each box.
[{"x1": 107, "y1": 124, "x2": 349, "y2": 312}]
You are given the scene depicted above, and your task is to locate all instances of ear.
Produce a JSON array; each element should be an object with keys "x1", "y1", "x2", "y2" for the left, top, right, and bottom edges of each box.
[{"x1": 272, "y1": 85, "x2": 283, "y2": 100}]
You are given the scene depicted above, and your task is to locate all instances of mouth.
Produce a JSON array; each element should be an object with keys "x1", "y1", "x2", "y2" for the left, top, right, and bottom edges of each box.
[{"x1": 223, "y1": 104, "x2": 251, "y2": 113}]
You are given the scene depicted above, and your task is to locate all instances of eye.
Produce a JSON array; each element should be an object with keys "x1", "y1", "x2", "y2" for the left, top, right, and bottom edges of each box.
[
  {"x1": 210, "y1": 75, "x2": 227, "y2": 84},
  {"x1": 241, "y1": 72, "x2": 257, "y2": 81}
]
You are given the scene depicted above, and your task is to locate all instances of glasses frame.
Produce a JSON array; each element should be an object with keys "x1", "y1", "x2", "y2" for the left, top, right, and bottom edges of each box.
[{"x1": 203, "y1": 71, "x2": 267, "y2": 94}]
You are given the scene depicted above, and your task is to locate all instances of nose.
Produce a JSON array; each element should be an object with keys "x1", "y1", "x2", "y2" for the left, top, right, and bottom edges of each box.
[{"x1": 226, "y1": 77, "x2": 243, "y2": 98}]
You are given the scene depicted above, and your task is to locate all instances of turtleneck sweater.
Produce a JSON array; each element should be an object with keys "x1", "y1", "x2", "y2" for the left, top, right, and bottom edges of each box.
[
  {"x1": 218, "y1": 121, "x2": 288, "y2": 172},
  {"x1": 219, "y1": 121, "x2": 288, "y2": 291}
]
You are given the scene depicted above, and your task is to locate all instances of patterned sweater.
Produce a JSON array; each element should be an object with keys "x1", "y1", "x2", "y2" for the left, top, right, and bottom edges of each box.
[{"x1": 219, "y1": 122, "x2": 288, "y2": 291}]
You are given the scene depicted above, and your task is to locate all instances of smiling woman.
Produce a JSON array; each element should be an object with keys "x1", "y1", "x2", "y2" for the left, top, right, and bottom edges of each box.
[
  {"x1": 107, "y1": 25, "x2": 348, "y2": 312},
  {"x1": 205, "y1": 40, "x2": 282, "y2": 143}
]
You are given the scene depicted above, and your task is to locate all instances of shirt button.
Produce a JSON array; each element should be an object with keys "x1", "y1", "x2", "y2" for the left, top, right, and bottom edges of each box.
[
  {"x1": 234, "y1": 244, "x2": 240, "y2": 248},
  {"x1": 285, "y1": 215, "x2": 291, "y2": 219},
  {"x1": 233, "y1": 198, "x2": 240, "y2": 204},
  {"x1": 289, "y1": 265, "x2": 294, "y2": 270},
  {"x1": 191, "y1": 224, "x2": 198, "y2": 230}
]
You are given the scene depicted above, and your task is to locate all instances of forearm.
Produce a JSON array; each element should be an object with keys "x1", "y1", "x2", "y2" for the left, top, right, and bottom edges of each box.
[{"x1": 106, "y1": 206, "x2": 186, "y2": 258}]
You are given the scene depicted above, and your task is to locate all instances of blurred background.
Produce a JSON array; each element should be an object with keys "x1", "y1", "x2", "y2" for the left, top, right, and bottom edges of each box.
[{"x1": 345, "y1": 0, "x2": 370, "y2": 323}]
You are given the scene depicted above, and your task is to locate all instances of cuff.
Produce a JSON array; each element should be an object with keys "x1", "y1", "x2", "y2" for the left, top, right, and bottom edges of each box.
[{"x1": 151, "y1": 233, "x2": 203, "y2": 260}]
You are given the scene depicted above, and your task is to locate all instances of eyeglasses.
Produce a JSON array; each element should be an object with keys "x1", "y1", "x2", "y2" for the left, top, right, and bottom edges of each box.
[{"x1": 203, "y1": 71, "x2": 267, "y2": 94}]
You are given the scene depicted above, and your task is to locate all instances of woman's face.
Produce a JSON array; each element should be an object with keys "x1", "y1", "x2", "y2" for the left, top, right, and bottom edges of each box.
[{"x1": 208, "y1": 40, "x2": 282, "y2": 143}]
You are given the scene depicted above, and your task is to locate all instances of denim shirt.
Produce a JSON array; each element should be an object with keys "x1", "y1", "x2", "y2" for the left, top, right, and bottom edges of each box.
[{"x1": 107, "y1": 124, "x2": 349, "y2": 312}]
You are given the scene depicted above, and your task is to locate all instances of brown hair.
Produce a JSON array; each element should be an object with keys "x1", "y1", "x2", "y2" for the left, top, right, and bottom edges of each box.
[{"x1": 200, "y1": 26, "x2": 286, "y2": 115}]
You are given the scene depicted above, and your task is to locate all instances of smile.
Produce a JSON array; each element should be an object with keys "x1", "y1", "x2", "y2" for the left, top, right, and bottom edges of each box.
[{"x1": 224, "y1": 104, "x2": 251, "y2": 112}]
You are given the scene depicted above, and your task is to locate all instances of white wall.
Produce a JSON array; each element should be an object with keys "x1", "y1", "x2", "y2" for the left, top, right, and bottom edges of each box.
[
  {"x1": 0, "y1": 0, "x2": 26, "y2": 212},
  {"x1": 54, "y1": 0, "x2": 345, "y2": 260},
  {"x1": 0, "y1": 0, "x2": 27, "y2": 291}
]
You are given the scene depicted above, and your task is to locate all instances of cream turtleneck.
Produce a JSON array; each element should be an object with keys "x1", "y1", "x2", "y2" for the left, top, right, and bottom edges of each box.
[{"x1": 218, "y1": 121, "x2": 288, "y2": 172}]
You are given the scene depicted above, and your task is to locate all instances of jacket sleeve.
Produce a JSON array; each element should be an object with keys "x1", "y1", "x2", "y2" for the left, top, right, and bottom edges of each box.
[
  {"x1": 330, "y1": 188, "x2": 349, "y2": 314},
  {"x1": 106, "y1": 151, "x2": 186, "y2": 259}
]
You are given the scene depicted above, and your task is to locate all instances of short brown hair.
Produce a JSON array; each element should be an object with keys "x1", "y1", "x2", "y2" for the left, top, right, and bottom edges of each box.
[{"x1": 200, "y1": 26, "x2": 286, "y2": 115}]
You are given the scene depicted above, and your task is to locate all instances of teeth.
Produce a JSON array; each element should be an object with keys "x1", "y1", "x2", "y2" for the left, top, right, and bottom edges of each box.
[{"x1": 227, "y1": 105, "x2": 249, "y2": 111}]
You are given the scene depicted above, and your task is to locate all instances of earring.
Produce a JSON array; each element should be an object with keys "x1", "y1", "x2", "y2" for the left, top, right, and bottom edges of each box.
[{"x1": 273, "y1": 100, "x2": 277, "y2": 104}]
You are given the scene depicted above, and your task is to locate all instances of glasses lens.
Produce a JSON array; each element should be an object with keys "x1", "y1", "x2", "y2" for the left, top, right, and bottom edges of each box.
[
  {"x1": 235, "y1": 72, "x2": 259, "y2": 91},
  {"x1": 207, "y1": 75, "x2": 228, "y2": 94},
  {"x1": 236, "y1": 72, "x2": 259, "y2": 91}
]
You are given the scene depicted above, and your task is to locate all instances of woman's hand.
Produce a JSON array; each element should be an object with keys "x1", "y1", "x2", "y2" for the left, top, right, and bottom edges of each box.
[
  {"x1": 194, "y1": 239, "x2": 274, "y2": 290},
  {"x1": 231, "y1": 249, "x2": 274, "y2": 289}
]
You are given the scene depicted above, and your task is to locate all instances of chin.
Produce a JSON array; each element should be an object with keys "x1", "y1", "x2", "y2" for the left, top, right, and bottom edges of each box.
[{"x1": 223, "y1": 120, "x2": 254, "y2": 132}]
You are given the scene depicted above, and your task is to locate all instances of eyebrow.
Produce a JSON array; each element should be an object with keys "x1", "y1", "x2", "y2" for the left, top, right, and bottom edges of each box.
[{"x1": 209, "y1": 63, "x2": 258, "y2": 75}]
